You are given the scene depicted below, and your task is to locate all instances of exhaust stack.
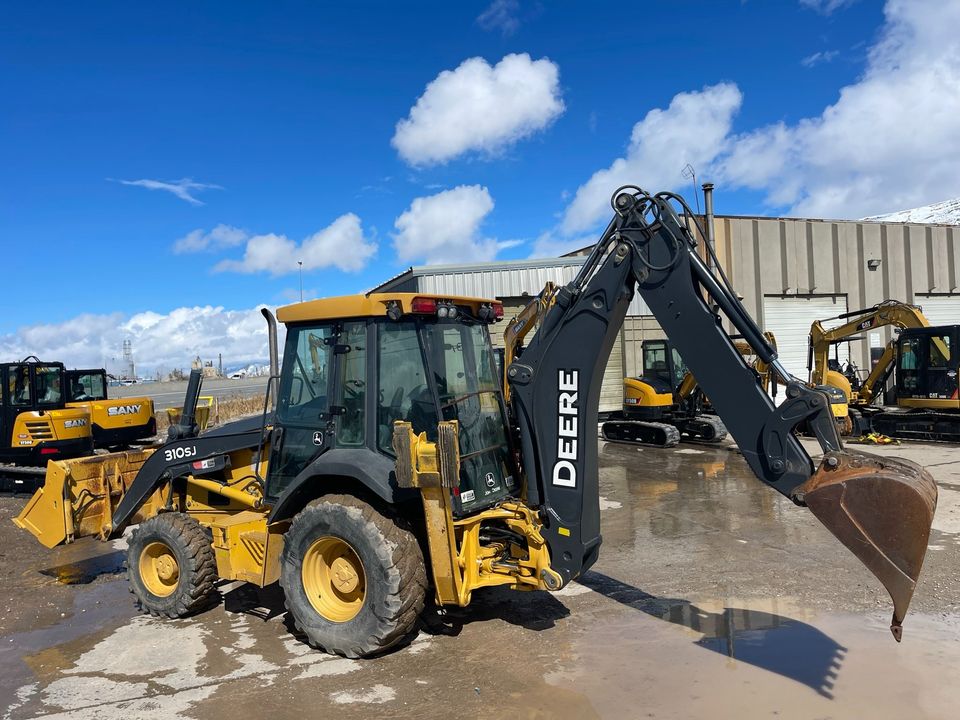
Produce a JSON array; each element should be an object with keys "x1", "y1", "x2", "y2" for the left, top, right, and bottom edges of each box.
[{"x1": 261, "y1": 308, "x2": 280, "y2": 414}]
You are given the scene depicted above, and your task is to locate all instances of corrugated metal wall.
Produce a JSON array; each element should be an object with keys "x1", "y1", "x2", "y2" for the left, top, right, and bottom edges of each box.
[
  {"x1": 714, "y1": 216, "x2": 960, "y2": 370},
  {"x1": 369, "y1": 216, "x2": 960, "y2": 404},
  {"x1": 413, "y1": 261, "x2": 651, "y2": 316}
]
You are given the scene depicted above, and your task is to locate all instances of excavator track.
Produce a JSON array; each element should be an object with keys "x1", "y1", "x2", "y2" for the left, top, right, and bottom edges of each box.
[
  {"x1": 0, "y1": 464, "x2": 46, "y2": 494},
  {"x1": 600, "y1": 420, "x2": 681, "y2": 447},
  {"x1": 677, "y1": 415, "x2": 727, "y2": 443},
  {"x1": 869, "y1": 410, "x2": 960, "y2": 443}
]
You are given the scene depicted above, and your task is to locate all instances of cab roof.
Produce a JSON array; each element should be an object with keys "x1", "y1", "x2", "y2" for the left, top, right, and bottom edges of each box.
[{"x1": 276, "y1": 292, "x2": 500, "y2": 324}]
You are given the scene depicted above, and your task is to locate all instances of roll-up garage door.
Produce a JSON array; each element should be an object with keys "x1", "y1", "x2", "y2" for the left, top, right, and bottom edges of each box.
[
  {"x1": 762, "y1": 296, "x2": 848, "y2": 384},
  {"x1": 916, "y1": 295, "x2": 960, "y2": 326}
]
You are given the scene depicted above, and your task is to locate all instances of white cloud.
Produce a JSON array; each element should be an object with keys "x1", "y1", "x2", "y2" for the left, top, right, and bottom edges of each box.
[
  {"x1": 801, "y1": 50, "x2": 839, "y2": 67},
  {"x1": 392, "y1": 53, "x2": 565, "y2": 166},
  {"x1": 477, "y1": 0, "x2": 521, "y2": 36},
  {"x1": 113, "y1": 178, "x2": 222, "y2": 205},
  {"x1": 555, "y1": 0, "x2": 960, "y2": 232},
  {"x1": 799, "y1": 0, "x2": 858, "y2": 14},
  {"x1": 173, "y1": 224, "x2": 248, "y2": 254},
  {"x1": 0, "y1": 306, "x2": 277, "y2": 375},
  {"x1": 561, "y1": 83, "x2": 742, "y2": 235},
  {"x1": 528, "y1": 231, "x2": 596, "y2": 259},
  {"x1": 215, "y1": 214, "x2": 376, "y2": 275},
  {"x1": 393, "y1": 185, "x2": 515, "y2": 264},
  {"x1": 718, "y1": 0, "x2": 960, "y2": 218}
]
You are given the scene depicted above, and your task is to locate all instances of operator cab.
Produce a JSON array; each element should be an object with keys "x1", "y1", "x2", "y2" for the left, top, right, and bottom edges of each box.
[
  {"x1": 269, "y1": 295, "x2": 515, "y2": 516},
  {"x1": 639, "y1": 339, "x2": 687, "y2": 394},
  {"x1": 66, "y1": 369, "x2": 108, "y2": 402},
  {"x1": 0, "y1": 359, "x2": 92, "y2": 464},
  {"x1": 896, "y1": 326, "x2": 960, "y2": 407}
]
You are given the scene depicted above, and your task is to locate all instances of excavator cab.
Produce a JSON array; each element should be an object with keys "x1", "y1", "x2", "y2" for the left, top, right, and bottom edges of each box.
[
  {"x1": 0, "y1": 359, "x2": 93, "y2": 465},
  {"x1": 641, "y1": 339, "x2": 688, "y2": 390},
  {"x1": 896, "y1": 326, "x2": 960, "y2": 407}
]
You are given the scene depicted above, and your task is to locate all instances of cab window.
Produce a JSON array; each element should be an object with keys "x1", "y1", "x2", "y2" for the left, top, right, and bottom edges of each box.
[
  {"x1": 377, "y1": 322, "x2": 436, "y2": 452},
  {"x1": 71, "y1": 372, "x2": 106, "y2": 401},
  {"x1": 278, "y1": 325, "x2": 333, "y2": 422},
  {"x1": 337, "y1": 321, "x2": 366, "y2": 446},
  {"x1": 8, "y1": 366, "x2": 31, "y2": 406},
  {"x1": 36, "y1": 366, "x2": 62, "y2": 405}
]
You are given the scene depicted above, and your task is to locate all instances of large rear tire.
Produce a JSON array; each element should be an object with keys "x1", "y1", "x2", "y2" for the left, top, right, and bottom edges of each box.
[
  {"x1": 127, "y1": 513, "x2": 218, "y2": 618},
  {"x1": 280, "y1": 494, "x2": 426, "y2": 658}
]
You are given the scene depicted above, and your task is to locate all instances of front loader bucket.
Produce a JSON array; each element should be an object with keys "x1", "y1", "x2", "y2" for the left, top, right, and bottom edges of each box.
[
  {"x1": 792, "y1": 451, "x2": 937, "y2": 641},
  {"x1": 14, "y1": 450, "x2": 155, "y2": 549}
]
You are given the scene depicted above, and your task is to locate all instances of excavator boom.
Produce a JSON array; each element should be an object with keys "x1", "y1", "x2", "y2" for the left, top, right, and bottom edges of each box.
[
  {"x1": 508, "y1": 186, "x2": 936, "y2": 640},
  {"x1": 809, "y1": 300, "x2": 930, "y2": 403}
]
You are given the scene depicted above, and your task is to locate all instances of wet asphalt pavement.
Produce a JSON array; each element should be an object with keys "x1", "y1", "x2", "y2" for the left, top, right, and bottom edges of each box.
[{"x1": 2, "y1": 437, "x2": 960, "y2": 719}]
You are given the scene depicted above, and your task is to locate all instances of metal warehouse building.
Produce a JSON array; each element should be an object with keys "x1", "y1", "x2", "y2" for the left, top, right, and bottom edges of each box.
[{"x1": 372, "y1": 214, "x2": 960, "y2": 412}]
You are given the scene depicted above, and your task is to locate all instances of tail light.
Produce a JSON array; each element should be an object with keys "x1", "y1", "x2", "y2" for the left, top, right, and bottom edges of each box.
[
  {"x1": 493, "y1": 303, "x2": 504, "y2": 319},
  {"x1": 411, "y1": 297, "x2": 437, "y2": 314}
]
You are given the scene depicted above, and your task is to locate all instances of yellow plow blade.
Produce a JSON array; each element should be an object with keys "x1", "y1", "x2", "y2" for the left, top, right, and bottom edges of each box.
[
  {"x1": 794, "y1": 450, "x2": 937, "y2": 641},
  {"x1": 14, "y1": 450, "x2": 155, "y2": 549}
]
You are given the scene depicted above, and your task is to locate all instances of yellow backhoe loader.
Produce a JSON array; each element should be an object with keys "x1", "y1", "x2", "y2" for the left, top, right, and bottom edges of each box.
[{"x1": 15, "y1": 187, "x2": 936, "y2": 660}]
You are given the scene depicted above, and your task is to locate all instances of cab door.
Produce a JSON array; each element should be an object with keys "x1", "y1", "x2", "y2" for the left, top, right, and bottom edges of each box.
[
  {"x1": 266, "y1": 323, "x2": 335, "y2": 500},
  {"x1": 897, "y1": 327, "x2": 960, "y2": 405}
]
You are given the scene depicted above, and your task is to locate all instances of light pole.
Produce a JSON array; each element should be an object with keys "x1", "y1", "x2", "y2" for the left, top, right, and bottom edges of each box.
[{"x1": 298, "y1": 260, "x2": 303, "y2": 302}]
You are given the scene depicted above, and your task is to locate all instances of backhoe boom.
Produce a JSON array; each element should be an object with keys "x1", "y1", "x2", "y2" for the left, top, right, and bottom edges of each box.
[{"x1": 508, "y1": 186, "x2": 936, "y2": 639}]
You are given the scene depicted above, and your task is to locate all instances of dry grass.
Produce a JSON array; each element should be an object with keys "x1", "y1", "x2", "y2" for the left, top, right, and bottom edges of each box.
[{"x1": 153, "y1": 393, "x2": 267, "y2": 436}]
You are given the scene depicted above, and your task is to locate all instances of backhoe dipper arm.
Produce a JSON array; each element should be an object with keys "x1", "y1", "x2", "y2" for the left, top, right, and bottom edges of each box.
[{"x1": 508, "y1": 186, "x2": 936, "y2": 639}]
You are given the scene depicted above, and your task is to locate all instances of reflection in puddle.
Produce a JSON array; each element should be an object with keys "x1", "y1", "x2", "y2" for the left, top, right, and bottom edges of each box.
[
  {"x1": 40, "y1": 552, "x2": 126, "y2": 585},
  {"x1": 580, "y1": 572, "x2": 847, "y2": 699}
]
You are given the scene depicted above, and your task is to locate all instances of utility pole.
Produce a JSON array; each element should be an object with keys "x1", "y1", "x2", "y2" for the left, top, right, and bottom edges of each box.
[{"x1": 298, "y1": 260, "x2": 303, "y2": 302}]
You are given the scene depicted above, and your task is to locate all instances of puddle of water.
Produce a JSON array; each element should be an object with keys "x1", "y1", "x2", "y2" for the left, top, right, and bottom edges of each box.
[
  {"x1": 578, "y1": 572, "x2": 843, "y2": 698},
  {"x1": 0, "y1": 580, "x2": 135, "y2": 709},
  {"x1": 39, "y1": 552, "x2": 126, "y2": 585}
]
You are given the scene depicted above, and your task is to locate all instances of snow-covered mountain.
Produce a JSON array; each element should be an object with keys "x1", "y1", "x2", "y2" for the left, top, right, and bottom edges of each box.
[{"x1": 863, "y1": 197, "x2": 960, "y2": 225}]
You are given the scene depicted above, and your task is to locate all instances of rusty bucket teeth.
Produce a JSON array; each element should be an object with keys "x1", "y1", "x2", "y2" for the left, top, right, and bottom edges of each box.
[{"x1": 792, "y1": 450, "x2": 937, "y2": 642}]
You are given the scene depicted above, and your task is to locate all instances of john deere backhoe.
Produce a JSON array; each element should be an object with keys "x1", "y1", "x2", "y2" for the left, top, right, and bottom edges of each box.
[
  {"x1": 809, "y1": 300, "x2": 960, "y2": 440},
  {"x1": 16, "y1": 186, "x2": 936, "y2": 658}
]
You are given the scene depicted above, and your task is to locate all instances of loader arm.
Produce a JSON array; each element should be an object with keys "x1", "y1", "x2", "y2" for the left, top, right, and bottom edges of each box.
[{"x1": 508, "y1": 186, "x2": 936, "y2": 639}]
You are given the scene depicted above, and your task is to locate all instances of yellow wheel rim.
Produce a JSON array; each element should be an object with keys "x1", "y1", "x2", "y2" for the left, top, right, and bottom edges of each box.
[
  {"x1": 301, "y1": 536, "x2": 366, "y2": 622},
  {"x1": 139, "y1": 541, "x2": 180, "y2": 597}
]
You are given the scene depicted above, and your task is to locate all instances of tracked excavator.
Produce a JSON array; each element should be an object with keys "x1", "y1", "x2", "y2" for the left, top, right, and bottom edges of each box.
[
  {"x1": 600, "y1": 339, "x2": 726, "y2": 446},
  {"x1": 809, "y1": 300, "x2": 960, "y2": 440},
  {"x1": 15, "y1": 186, "x2": 936, "y2": 659}
]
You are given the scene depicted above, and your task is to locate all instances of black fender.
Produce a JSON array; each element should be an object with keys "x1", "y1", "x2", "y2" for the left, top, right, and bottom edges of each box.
[{"x1": 268, "y1": 448, "x2": 418, "y2": 522}]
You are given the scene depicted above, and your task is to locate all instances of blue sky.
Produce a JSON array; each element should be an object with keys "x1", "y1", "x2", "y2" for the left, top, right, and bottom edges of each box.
[{"x1": 3, "y1": 0, "x2": 958, "y2": 373}]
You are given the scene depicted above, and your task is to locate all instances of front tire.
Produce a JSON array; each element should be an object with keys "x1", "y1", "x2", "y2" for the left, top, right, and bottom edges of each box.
[
  {"x1": 280, "y1": 494, "x2": 426, "y2": 658},
  {"x1": 127, "y1": 513, "x2": 218, "y2": 618}
]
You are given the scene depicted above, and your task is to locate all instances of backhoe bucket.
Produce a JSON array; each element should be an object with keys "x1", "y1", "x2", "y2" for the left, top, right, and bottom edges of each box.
[{"x1": 793, "y1": 451, "x2": 937, "y2": 641}]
